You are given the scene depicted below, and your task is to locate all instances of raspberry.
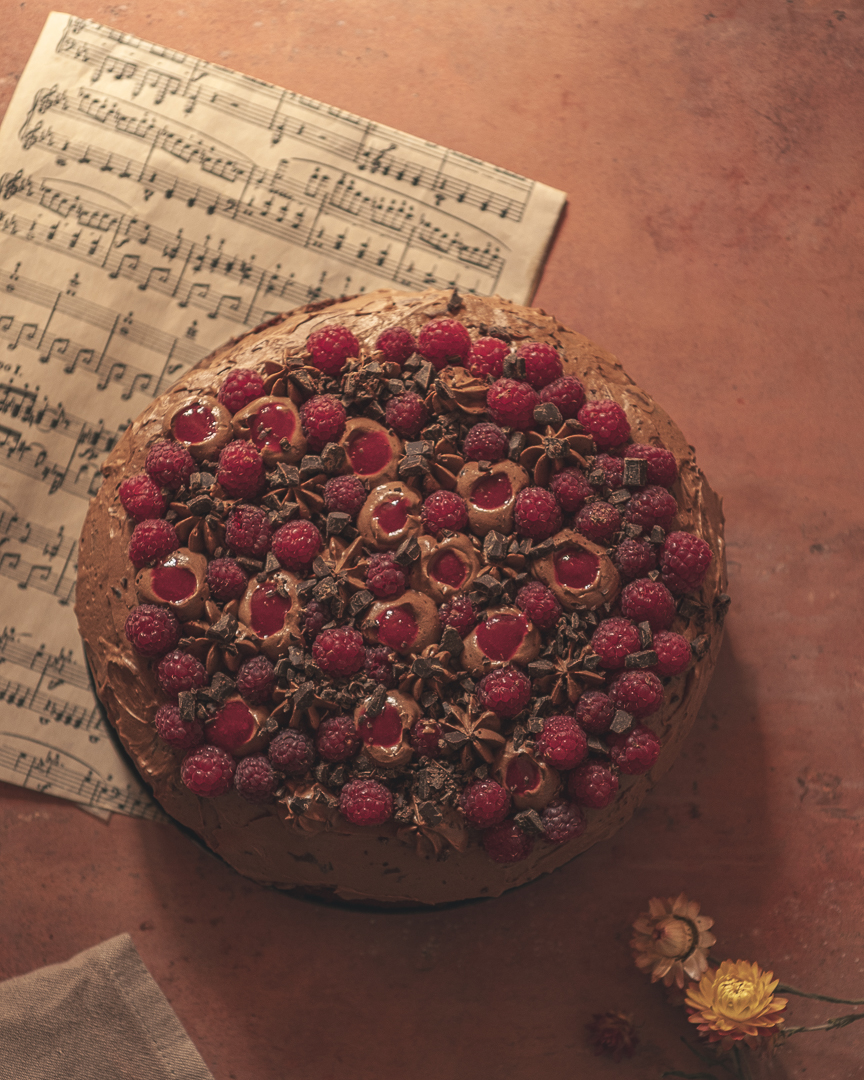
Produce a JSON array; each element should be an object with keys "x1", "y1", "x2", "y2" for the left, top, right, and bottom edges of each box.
[
  {"x1": 620, "y1": 579, "x2": 676, "y2": 631},
  {"x1": 608, "y1": 670, "x2": 665, "y2": 718},
  {"x1": 624, "y1": 486, "x2": 678, "y2": 532},
  {"x1": 652, "y1": 631, "x2": 691, "y2": 677},
  {"x1": 235, "y1": 655, "x2": 276, "y2": 703},
  {"x1": 300, "y1": 394, "x2": 346, "y2": 451},
  {"x1": 217, "y1": 441, "x2": 265, "y2": 500},
  {"x1": 323, "y1": 475, "x2": 367, "y2": 517},
  {"x1": 364, "y1": 646, "x2": 395, "y2": 686},
  {"x1": 573, "y1": 500, "x2": 621, "y2": 542},
  {"x1": 302, "y1": 600, "x2": 329, "y2": 643},
  {"x1": 568, "y1": 761, "x2": 619, "y2": 809},
  {"x1": 155, "y1": 650, "x2": 209, "y2": 700},
  {"x1": 225, "y1": 504, "x2": 272, "y2": 558},
  {"x1": 233, "y1": 754, "x2": 278, "y2": 803},
  {"x1": 613, "y1": 538, "x2": 657, "y2": 580},
  {"x1": 540, "y1": 375, "x2": 586, "y2": 419},
  {"x1": 124, "y1": 605, "x2": 180, "y2": 657},
  {"x1": 590, "y1": 617, "x2": 641, "y2": 670},
  {"x1": 128, "y1": 519, "x2": 179, "y2": 569},
  {"x1": 515, "y1": 487, "x2": 562, "y2": 540},
  {"x1": 339, "y1": 778, "x2": 393, "y2": 825},
  {"x1": 578, "y1": 400, "x2": 631, "y2": 448},
  {"x1": 660, "y1": 531, "x2": 713, "y2": 594},
  {"x1": 541, "y1": 800, "x2": 586, "y2": 844},
  {"x1": 272, "y1": 519, "x2": 322, "y2": 571},
  {"x1": 153, "y1": 703, "x2": 203, "y2": 750},
  {"x1": 468, "y1": 337, "x2": 509, "y2": 379},
  {"x1": 316, "y1": 715, "x2": 361, "y2": 762},
  {"x1": 410, "y1": 718, "x2": 442, "y2": 757},
  {"x1": 145, "y1": 440, "x2": 195, "y2": 490},
  {"x1": 439, "y1": 595, "x2": 477, "y2": 637},
  {"x1": 627, "y1": 443, "x2": 678, "y2": 488},
  {"x1": 482, "y1": 821, "x2": 534, "y2": 863},
  {"x1": 417, "y1": 317, "x2": 471, "y2": 370},
  {"x1": 180, "y1": 745, "x2": 235, "y2": 797},
  {"x1": 375, "y1": 326, "x2": 416, "y2": 366},
  {"x1": 608, "y1": 723, "x2": 662, "y2": 775},
  {"x1": 462, "y1": 422, "x2": 508, "y2": 462},
  {"x1": 574, "y1": 690, "x2": 615, "y2": 734},
  {"x1": 478, "y1": 666, "x2": 531, "y2": 718},
  {"x1": 592, "y1": 454, "x2": 624, "y2": 490},
  {"x1": 312, "y1": 627, "x2": 366, "y2": 676},
  {"x1": 268, "y1": 728, "x2": 315, "y2": 775},
  {"x1": 218, "y1": 369, "x2": 265, "y2": 415},
  {"x1": 550, "y1": 467, "x2": 592, "y2": 513},
  {"x1": 487, "y1": 378, "x2": 539, "y2": 430},
  {"x1": 119, "y1": 474, "x2": 166, "y2": 521},
  {"x1": 206, "y1": 558, "x2": 247, "y2": 602},
  {"x1": 515, "y1": 581, "x2": 561, "y2": 631},
  {"x1": 536, "y1": 715, "x2": 588, "y2": 770},
  {"x1": 306, "y1": 325, "x2": 359, "y2": 376},
  {"x1": 421, "y1": 490, "x2": 468, "y2": 534},
  {"x1": 460, "y1": 779, "x2": 511, "y2": 828},
  {"x1": 366, "y1": 552, "x2": 406, "y2": 598},
  {"x1": 385, "y1": 392, "x2": 428, "y2": 438},
  {"x1": 515, "y1": 341, "x2": 563, "y2": 390}
]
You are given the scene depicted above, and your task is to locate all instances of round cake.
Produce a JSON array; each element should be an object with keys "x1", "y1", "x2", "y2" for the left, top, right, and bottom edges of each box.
[{"x1": 76, "y1": 288, "x2": 727, "y2": 906}]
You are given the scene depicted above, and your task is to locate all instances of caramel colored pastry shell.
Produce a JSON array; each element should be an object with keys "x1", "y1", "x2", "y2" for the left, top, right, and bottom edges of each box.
[{"x1": 75, "y1": 289, "x2": 727, "y2": 907}]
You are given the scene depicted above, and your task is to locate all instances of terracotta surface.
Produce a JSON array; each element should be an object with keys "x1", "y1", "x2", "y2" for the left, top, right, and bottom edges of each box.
[{"x1": 2, "y1": 3, "x2": 862, "y2": 1078}]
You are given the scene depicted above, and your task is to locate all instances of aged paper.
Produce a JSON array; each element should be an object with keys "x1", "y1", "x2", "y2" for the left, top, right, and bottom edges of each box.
[{"x1": 0, "y1": 12, "x2": 566, "y2": 817}]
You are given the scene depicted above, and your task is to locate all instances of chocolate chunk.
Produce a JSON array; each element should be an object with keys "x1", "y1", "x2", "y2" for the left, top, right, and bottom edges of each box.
[
  {"x1": 513, "y1": 809, "x2": 545, "y2": 836},
  {"x1": 312, "y1": 556, "x2": 332, "y2": 578},
  {"x1": 420, "y1": 423, "x2": 443, "y2": 442},
  {"x1": 443, "y1": 730, "x2": 469, "y2": 749},
  {"x1": 638, "y1": 621, "x2": 653, "y2": 649},
  {"x1": 607, "y1": 488, "x2": 631, "y2": 507},
  {"x1": 508, "y1": 431, "x2": 526, "y2": 461},
  {"x1": 386, "y1": 378, "x2": 405, "y2": 396},
  {"x1": 287, "y1": 647, "x2": 307, "y2": 669},
  {"x1": 677, "y1": 596, "x2": 703, "y2": 619},
  {"x1": 299, "y1": 455, "x2": 325, "y2": 480},
  {"x1": 587, "y1": 469, "x2": 606, "y2": 487},
  {"x1": 414, "y1": 362, "x2": 435, "y2": 394},
  {"x1": 297, "y1": 578, "x2": 317, "y2": 603},
  {"x1": 648, "y1": 570, "x2": 661, "y2": 582},
  {"x1": 526, "y1": 715, "x2": 545, "y2": 734},
  {"x1": 348, "y1": 589, "x2": 374, "y2": 618},
  {"x1": 206, "y1": 613, "x2": 238, "y2": 644},
  {"x1": 178, "y1": 691, "x2": 197, "y2": 726},
  {"x1": 263, "y1": 552, "x2": 282, "y2": 575},
  {"x1": 393, "y1": 535, "x2": 421, "y2": 567},
  {"x1": 236, "y1": 556, "x2": 264, "y2": 574},
  {"x1": 398, "y1": 454, "x2": 428, "y2": 478},
  {"x1": 365, "y1": 684, "x2": 387, "y2": 717},
  {"x1": 287, "y1": 368, "x2": 317, "y2": 395},
  {"x1": 326, "y1": 512, "x2": 351, "y2": 536},
  {"x1": 502, "y1": 354, "x2": 526, "y2": 380},
  {"x1": 405, "y1": 440, "x2": 435, "y2": 458},
  {"x1": 610, "y1": 709, "x2": 634, "y2": 735},
  {"x1": 200, "y1": 671, "x2": 236, "y2": 704},
  {"x1": 186, "y1": 493, "x2": 214, "y2": 516},
  {"x1": 363, "y1": 402, "x2": 385, "y2": 423},
  {"x1": 586, "y1": 735, "x2": 610, "y2": 756},
  {"x1": 418, "y1": 799, "x2": 444, "y2": 824},
  {"x1": 713, "y1": 594, "x2": 731, "y2": 627},
  {"x1": 483, "y1": 530, "x2": 507, "y2": 563},
  {"x1": 320, "y1": 442, "x2": 347, "y2": 474},
  {"x1": 271, "y1": 463, "x2": 300, "y2": 488},
  {"x1": 625, "y1": 649, "x2": 659, "y2": 670},
  {"x1": 691, "y1": 634, "x2": 711, "y2": 659},
  {"x1": 313, "y1": 576, "x2": 339, "y2": 604},
  {"x1": 528, "y1": 659, "x2": 556, "y2": 678},
  {"x1": 649, "y1": 525, "x2": 666, "y2": 544},
  {"x1": 623, "y1": 458, "x2": 648, "y2": 487},
  {"x1": 542, "y1": 436, "x2": 568, "y2": 460},
  {"x1": 623, "y1": 522, "x2": 643, "y2": 538},
  {"x1": 581, "y1": 652, "x2": 602, "y2": 672},
  {"x1": 440, "y1": 627, "x2": 464, "y2": 656},
  {"x1": 478, "y1": 324, "x2": 512, "y2": 343},
  {"x1": 446, "y1": 288, "x2": 463, "y2": 314},
  {"x1": 533, "y1": 402, "x2": 563, "y2": 428}
]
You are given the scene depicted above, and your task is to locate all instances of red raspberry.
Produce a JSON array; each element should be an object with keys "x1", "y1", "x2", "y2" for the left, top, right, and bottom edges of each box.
[
  {"x1": 180, "y1": 745, "x2": 235, "y2": 797},
  {"x1": 515, "y1": 581, "x2": 561, "y2": 631},
  {"x1": 540, "y1": 375, "x2": 586, "y2": 419},
  {"x1": 550, "y1": 467, "x2": 592, "y2": 513},
  {"x1": 515, "y1": 487, "x2": 562, "y2": 540},
  {"x1": 128, "y1": 519, "x2": 179, "y2": 569},
  {"x1": 226, "y1": 504, "x2": 272, "y2": 558},
  {"x1": 124, "y1": 604, "x2": 180, "y2": 656},
  {"x1": 301, "y1": 394, "x2": 346, "y2": 451},
  {"x1": 206, "y1": 558, "x2": 247, "y2": 602},
  {"x1": 573, "y1": 500, "x2": 621, "y2": 542},
  {"x1": 536, "y1": 715, "x2": 588, "y2": 770},
  {"x1": 410, "y1": 718, "x2": 441, "y2": 757},
  {"x1": 568, "y1": 761, "x2": 619, "y2": 808},
  {"x1": 624, "y1": 486, "x2": 678, "y2": 532},
  {"x1": 233, "y1": 754, "x2": 278, "y2": 803},
  {"x1": 272, "y1": 519, "x2": 323, "y2": 572},
  {"x1": 590, "y1": 617, "x2": 641, "y2": 670},
  {"x1": 385, "y1": 392, "x2": 428, "y2": 438},
  {"x1": 145, "y1": 440, "x2": 195, "y2": 489},
  {"x1": 323, "y1": 475, "x2": 367, "y2": 517},
  {"x1": 575, "y1": 690, "x2": 615, "y2": 734},
  {"x1": 235, "y1": 655, "x2": 275, "y2": 703},
  {"x1": 487, "y1": 378, "x2": 539, "y2": 430},
  {"x1": 153, "y1": 703, "x2": 203, "y2": 750},
  {"x1": 439, "y1": 595, "x2": 477, "y2": 637},
  {"x1": 541, "y1": 800, "x2": 586, "y2": 844},
  {"x1": 417, "y1": 317, "x2": 471, "y2": 369},
  {"x1": 306, "y1": 325, "x2": 359, "y2": 375},
  {"x1": 218, "y1": 369, "x2": 265, "y2": 414},
  {"x1": 364, "y1": 646, "x2": 395, "y2": 687},
  {"x1": 421, "y1": 490, "x2": 468, "y2": 534},
  {"x1": 155, "y1": 650, "x2": 209, "y2": 700},
  {"x1": 627, "y1": 443, "x2": 678, "y2": 487},
  {"x1": 613, "y1": 538, "x2": 657, "y2": 580},
  {"x1": 268, "y1": 728, "x2": 315, "y2": 775},
  {"x1": 516, "y1": 341, "x2": 563, "y2": 390},
  {"x1": 660, "y1": 531, "x2": 713, "y2": 594},
  {"x1": 302, "y1": 600, "x2": 329, "y2": 643},
  {"x1": 608, "y1": 723, "x2": 662, "y2": 775},
  {"x1": 119, "y1": 474, "x2": 166, "y2": 521},
  {"x1": 620, "y1": 579, "x2": 676, "y2": 631},
  {"x1": 217, "y1": 441, "x2": 265, "y2": 500},
  {"x1": 375, "y1": 326, "x2": 416, "y2": 366},
  {"x1": 462, "y1": 422, "x2": 508, "y2": 462},
  {"x1": 468, "y1": 337, "x2": 509, "y2": 379},
  {"x1": 460, "y1": 778, "x2": 511, "y2": 828},
  {"x1": 316, "y1": 715, "x2": 361, "y2": 762},
  {"x1": 478, "y1": 666, "x2": 531, "y2": 718},
  {"x1": 578, "y1": 400, "x2": 631, "y2": 448},
  {"x1": 366, "y1": 553, "x2": 406, "y2": 598},
  {"x1": 482, "y1": 821, "x2": 534, "y2": 863},
  {"x1": 312, "y1": 627, "x2": 366, "y2": 676},
  {"x1": 608, "y1": 670, "x2": 665, "y2": 718},
  {"x1": 652, "y1": 631, "x2": 692, "y2": 677},
  {"x1": 592, "y1": 454, "x2": 624, "y2": 489},
  {"x1": 339, "y1": 779, "x2": 393, "y2": 825}
]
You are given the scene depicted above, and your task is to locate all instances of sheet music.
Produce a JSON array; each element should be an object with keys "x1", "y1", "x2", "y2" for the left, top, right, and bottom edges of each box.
[{"x1": 0, "y1": 12, "x2": 566, "y2": 818}]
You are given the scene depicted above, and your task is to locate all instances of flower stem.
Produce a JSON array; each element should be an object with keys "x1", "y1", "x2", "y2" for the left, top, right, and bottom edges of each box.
[
  {"x1": 783, "y1": 1012, "x2": 864, "y2": 1035},
  {"x1": 776, "y1": 983, "x2": 864, "y2": 1006}
]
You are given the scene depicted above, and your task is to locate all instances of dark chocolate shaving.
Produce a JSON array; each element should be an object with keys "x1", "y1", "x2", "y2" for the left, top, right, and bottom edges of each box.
[
  {"x1": 393, "y1": 536, "x2": 421, "y2": 567},
  {"x1": 320, "y1": 443, "x2": 346, "y2": 474},
  {"x1": 483, "y1": 531, "x2": 507, "y2": 563},
  {"x1": 610, "y1": 709, "x2": 634, "y2": 735},
  {"x1": 513, "y1": 809, "x2": 545, "y2": 837},
  {"x1": 625, "y1": 650, "x2": 659, "y2": 670},
  {"x1": 691, "y1": 634, "x2": 711, "y2": 659},
  {"x1": 348, "y1": 589, "x2": 374, "y2": 618},
  {"x1": 533, "y1": 403, "x2": 563, "y2": 428},
  {"x1": 623, "y1": 458, "x2": 648, "y2": 487}
]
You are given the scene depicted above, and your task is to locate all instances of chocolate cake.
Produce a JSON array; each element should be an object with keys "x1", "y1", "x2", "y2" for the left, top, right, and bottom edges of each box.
[{"x1": 75, "y1": 289, "x2": 727, "y2": 906}]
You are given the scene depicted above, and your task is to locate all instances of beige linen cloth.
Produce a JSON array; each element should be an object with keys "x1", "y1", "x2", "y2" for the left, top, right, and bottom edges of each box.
[{"x1": 0, "y1": 934, "x2": 215, "y2": 1080}]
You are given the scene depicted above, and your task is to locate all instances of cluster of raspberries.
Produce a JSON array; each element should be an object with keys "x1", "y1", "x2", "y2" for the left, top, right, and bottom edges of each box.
[{"x1": 119, "y1": 309, "x2": 716, "y2": 866}]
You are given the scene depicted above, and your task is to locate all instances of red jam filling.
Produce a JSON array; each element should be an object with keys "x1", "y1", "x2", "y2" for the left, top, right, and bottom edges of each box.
[
  {"x1": 475, "y1": 613, "x2": 526, "y2": 661},
  {"x1": 249, "y1": 403, "x2": 295, "y2": 450},
  {"x1": 430, "y1": 550, "x2": 466, "y2": 587},
  {"x1": 206, "y1": 700, "x2": 256, "y2": 754},
  {"x1": 151, "y1": 564, "x2": 196, "y2": 602},
  {"x1": 554, "y1": 549, "x2": 599, "y2": 589},
  {"x1": 348, "y1": 429, "x2": 391, "y2": 475},
  {"x1": 358, "y1": 704, "x2": 403, "y2": 747},
  {"x1": 470, "y1": 473, "x2": 512, "y2": 510},
  {"x1": 172, "y1": 403, "x2": 216, "y2": 444},
  {"x1": 374, "y1": 497, "x2": 409, "y2": 534},
  {"x1": 377, "y1": 606, "x2": 418, "y2": 651},
  {"x1": 249, "y1": 583, "x2": 291, "y2": 636},
  {"x1": 506, "y1": 755, "x2": 541, "y2": 794}
]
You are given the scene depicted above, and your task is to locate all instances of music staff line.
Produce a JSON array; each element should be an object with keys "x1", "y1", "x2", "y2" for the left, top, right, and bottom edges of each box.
[
  {"x1": 0, "y1": 664, "x2": 101, "y2": 735},
  {"x1": 0, "y1": 625, "x2": 93, "y2": 693},
  {"x1": 0, "y1": 377, "x2": 126, "y2": 456},
  {"x1": 0, "y1": 410, "x2": 102, "y2": 505},
  {"x1": 0, "y1": 506, "x2": 78, "y2": 573}
]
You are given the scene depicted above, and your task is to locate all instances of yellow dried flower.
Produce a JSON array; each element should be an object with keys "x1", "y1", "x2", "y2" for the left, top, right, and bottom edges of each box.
[
  {"x1": 686, "y1": 959, "x2": 788, "y2": 1045},
  {"x1": 631, "y1": 893, "x2": 716, "y2": 988}
]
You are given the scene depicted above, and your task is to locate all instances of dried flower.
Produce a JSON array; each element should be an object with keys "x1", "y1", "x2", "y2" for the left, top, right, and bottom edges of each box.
[
  {"x1": 686, "y1": 960, "x2": 788, "y2": 1046},
  {"x1": 631, "y1": 893, "x2": 716, "y2": 988},
  {"x1": 586, "y1": 1011, "x2": 639, "y2": 1061}
]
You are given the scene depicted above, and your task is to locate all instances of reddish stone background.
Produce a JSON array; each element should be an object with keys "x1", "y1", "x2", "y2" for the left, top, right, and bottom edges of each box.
[{"x1": 2, "y1": 3, "x2": 863, "y2": 1077}]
